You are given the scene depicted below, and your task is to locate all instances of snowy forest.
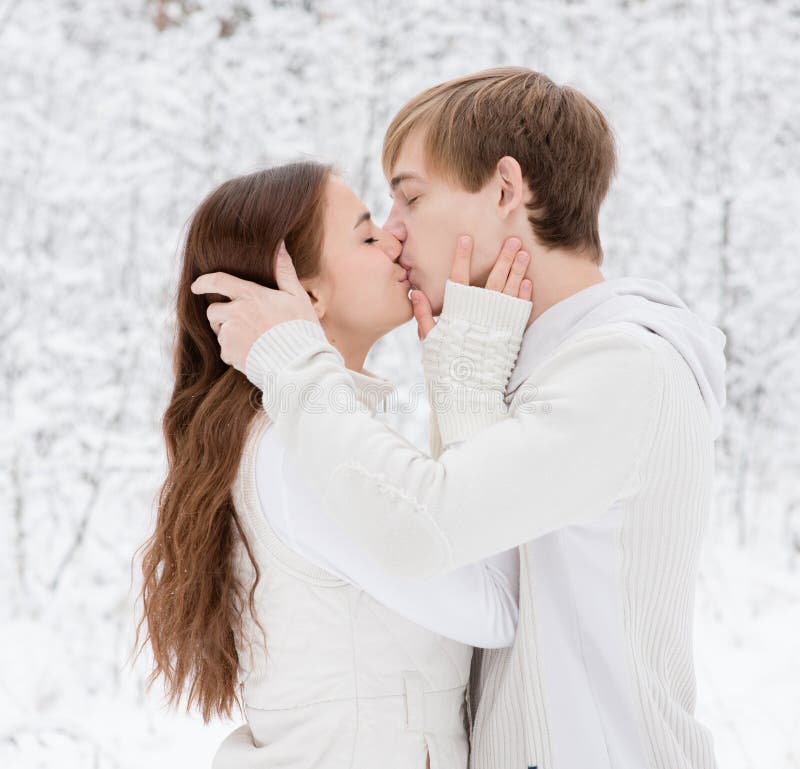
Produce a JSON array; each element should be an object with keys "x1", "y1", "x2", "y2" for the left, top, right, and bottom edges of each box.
[{"x1": 2, "y1": 0, "x2": 799, "y2": 767}]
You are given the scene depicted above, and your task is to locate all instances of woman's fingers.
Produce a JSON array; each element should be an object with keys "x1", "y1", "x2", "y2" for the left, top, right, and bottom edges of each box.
[
  {"x1": 449, "y1": 235, "x2": 473, "y2": 285},
  {"x1": 485, "y1": 237, "x2": 522, "y2": 292},
  {"x1": 446, "y1": 233, "x2": 531, "y2": 301},
  {"x1": 502, "y1": 250, "x2": 530, "y2": 297},
  {"x1": 411, "y1": 289, "x2": 436, "y2": 340}
]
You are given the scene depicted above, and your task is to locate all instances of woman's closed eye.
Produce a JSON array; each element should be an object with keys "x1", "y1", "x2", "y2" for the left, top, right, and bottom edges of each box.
[{"x1": 364, "y1": 236, "x2": 379, "y2": 244}]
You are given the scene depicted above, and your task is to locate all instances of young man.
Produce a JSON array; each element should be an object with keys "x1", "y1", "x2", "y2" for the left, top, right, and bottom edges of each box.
[{"x1": 193, "y1": 68, "x2": 726, "y2": 769}]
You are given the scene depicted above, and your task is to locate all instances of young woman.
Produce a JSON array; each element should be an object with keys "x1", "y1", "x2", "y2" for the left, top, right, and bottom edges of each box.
[{"x1": 134, "y1": 161, "x2": 530, "y2": 769}]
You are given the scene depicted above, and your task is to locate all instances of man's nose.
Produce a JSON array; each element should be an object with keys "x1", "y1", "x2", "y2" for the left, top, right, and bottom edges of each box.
[{"x1": 382, "y1": 204, "x2": 407, "y2": 244}]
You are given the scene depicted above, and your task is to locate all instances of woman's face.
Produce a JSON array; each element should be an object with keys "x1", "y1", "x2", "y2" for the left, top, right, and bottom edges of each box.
[{"x1": 304, "y1": 175, "x2": 413, "y2": 346}]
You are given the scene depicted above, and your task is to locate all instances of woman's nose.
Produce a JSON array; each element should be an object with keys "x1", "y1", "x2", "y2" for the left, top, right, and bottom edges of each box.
[{"x1": 378, "y1": 230, "x2": 403, "y2": 260}]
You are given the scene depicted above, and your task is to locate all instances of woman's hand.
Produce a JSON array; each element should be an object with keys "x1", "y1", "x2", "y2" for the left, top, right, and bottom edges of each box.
[{"x1": 412, "y1": 235, "x2": 533, "y2": 341}]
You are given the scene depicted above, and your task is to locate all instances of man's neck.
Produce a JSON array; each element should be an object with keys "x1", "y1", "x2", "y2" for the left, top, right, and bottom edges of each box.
[{"x1": 521, "y1": 245, "x2": 606, "y2": 330}]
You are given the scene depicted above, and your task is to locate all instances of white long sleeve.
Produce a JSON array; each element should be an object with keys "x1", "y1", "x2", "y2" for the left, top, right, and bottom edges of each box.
[
  {"x1": 254, "y1": 422, "x2": 519, "y2": 648},
  {"x1": 240, "y1": 280, "x2": 724, "y2": 769},
  {"x1": 245, "y1": 317, "x2": 659, "y2": 578},
  {"x1": 421, "y1": 281, "x2": 533, "y2": 447}
]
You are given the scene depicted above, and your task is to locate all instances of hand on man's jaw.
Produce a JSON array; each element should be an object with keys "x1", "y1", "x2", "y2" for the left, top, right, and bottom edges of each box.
[{"x1": 443, "y1": 231, "x2": 604, "y2": 328}]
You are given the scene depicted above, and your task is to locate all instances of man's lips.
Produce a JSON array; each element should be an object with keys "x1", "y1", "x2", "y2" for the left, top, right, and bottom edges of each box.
[{"x1": 397, "y1": 260, "x2": 415, "y2": 288}]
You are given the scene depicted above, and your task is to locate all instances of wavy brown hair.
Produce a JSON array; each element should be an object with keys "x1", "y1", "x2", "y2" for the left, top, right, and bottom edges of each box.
[{"x1": 132, "y1": 161, "x2": 333, "y2": 722}]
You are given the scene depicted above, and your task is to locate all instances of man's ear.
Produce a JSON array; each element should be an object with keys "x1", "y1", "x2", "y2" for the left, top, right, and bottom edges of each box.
[
  {"x1": 301, "y1": 277, "x2": 327, "y2": 322},
  {"x1": 495, "y1": 156, "x2": 527, "y2": 220}
]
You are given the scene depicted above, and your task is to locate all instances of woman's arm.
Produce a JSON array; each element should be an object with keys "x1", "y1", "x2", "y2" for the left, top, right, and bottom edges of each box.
[{"x1": 256, "y1": 424, "x2": 519, "y2": 648}]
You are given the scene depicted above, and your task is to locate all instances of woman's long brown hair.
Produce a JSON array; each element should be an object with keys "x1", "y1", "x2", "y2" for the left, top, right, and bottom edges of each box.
[{"x1": 132, "y1": 161, "x2": 332, "y2": 722}]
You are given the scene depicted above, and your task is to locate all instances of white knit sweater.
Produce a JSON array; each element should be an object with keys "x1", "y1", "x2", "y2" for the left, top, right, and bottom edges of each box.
[
  {"x1": 253, "y1": 376, "x2": 521, "y2": 649},
  {"x1": 214, "y1": 401, "x2": 475, "y2": 769},
  {"x1": 243, "y1": 279, "x2": 724, "y2": 769}
]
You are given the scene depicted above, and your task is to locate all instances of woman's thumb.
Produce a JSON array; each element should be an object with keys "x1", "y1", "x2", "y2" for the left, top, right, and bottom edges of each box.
[{"x1": 411, "y1": 290, "x2": 435, "y2": 340}]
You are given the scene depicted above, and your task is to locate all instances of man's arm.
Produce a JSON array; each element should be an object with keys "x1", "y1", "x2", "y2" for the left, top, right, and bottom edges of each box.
[
  {"x1": 257, "y1": 424, "x2": 519, "y2": 648},
  {"x1": 192, "y1": 237, "x2": 659, "y2": 578},
  {"x1": 246, "y1": 317, "x2": 662, "y2": 578}
]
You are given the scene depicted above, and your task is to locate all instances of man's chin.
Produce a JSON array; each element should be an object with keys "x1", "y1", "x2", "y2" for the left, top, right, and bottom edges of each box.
[
  {"x1": 409, "y1": 281, "x2": 444, "y2": 315},
  {"x1": 420, "y1": 289, "x2": 444, "y2": 316},
  {"x1": 429, "y1": 287, "x2": 446, "y2": 316}
]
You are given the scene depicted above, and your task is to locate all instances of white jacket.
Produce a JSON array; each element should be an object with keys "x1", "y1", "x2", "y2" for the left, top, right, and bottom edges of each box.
[
  {"x1": 242, "y1": 278, "x2": 727, "y2": 769},
  {"x1": 252, "y1": 369, "x2": 520, "y2": 649},
  {"x1": 212, "y1": 303, "x2": 528, "y2": 769}
]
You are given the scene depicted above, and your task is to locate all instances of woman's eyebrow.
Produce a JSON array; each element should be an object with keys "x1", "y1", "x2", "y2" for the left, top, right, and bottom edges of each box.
[{"x1": 353, "y1": 211, "x2": 371, "y2": 229}]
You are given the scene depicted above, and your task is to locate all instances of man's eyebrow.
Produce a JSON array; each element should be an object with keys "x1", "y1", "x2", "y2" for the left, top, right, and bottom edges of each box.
[
  {"x1": 389, "y1": 172, "x2": 423, "y2": 190},
  {"x1": 353, "y1": 211, "x2": 372, "y2": 229}
]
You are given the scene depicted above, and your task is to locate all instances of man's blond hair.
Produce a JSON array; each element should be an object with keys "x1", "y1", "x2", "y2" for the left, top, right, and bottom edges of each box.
[{"x1": 382, "y1": 67, "x2": 616, "y2": 263}]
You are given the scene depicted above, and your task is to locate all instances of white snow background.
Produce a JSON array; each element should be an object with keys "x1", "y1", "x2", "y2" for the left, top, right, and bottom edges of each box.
[{"x1": 2, "y1": 1, "x2": 799, "y2": 767}]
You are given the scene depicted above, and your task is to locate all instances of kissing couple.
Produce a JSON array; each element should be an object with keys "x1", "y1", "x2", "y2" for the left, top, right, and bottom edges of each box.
[{"x1": 136, "y1": 66, "x2": 726, "y2": 769}]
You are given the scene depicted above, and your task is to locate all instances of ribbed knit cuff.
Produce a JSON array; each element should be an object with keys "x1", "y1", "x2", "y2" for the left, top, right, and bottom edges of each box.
[
  {"x1": 422, "y1": 280, "x2": 532, "y2": 392},
  {"x1": 245, "y1": 319, "x2": 331, "y2": 391},
  {"x1": 440, "y1": 279, "x2": 532, "y2": 332},
  {"x1": 422, "y1": 280, "x2": 532, "y2": 447}
]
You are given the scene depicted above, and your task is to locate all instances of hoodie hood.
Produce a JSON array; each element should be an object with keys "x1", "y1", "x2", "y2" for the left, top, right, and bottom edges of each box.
[{"x1": 506, "y1": 277, "x2": 727, "y2": 439}]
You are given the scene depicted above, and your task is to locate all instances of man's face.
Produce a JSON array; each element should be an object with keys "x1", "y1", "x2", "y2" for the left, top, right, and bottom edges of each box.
[{"x1": 382, "y1": 129, "x2": 507, "y2": 314}]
